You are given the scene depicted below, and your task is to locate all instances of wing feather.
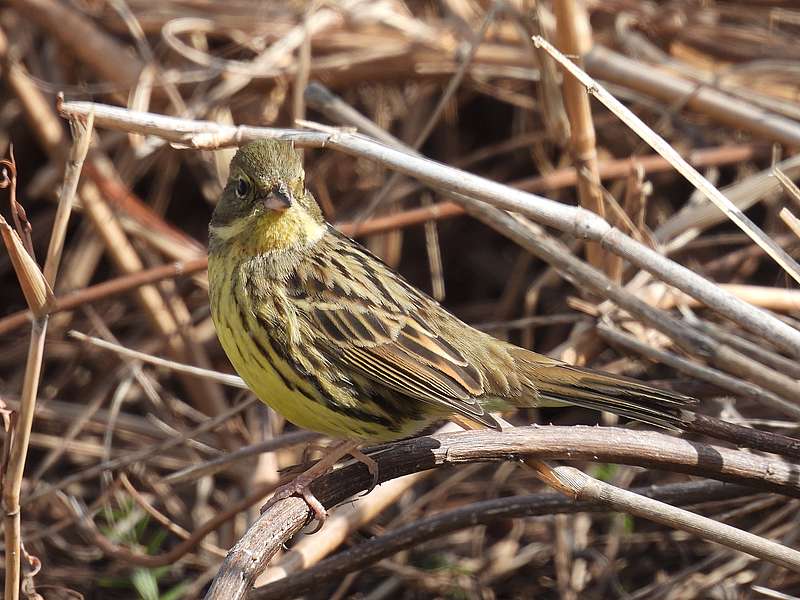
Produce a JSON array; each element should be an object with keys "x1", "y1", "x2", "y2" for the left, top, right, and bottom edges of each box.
[{"x1": 288, "y1": 229, "x2": 499, "y2": 429}]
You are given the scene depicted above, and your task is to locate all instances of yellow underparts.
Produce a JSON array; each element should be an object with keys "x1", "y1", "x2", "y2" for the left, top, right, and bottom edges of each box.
[{"x1": 209, "y1": 222, "x2": 410, "y2": 441}]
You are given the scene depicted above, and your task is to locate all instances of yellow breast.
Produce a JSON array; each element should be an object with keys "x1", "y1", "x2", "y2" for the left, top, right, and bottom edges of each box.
[{"x1": 208, "y1": 250, "x2": 392, "y2": 440}]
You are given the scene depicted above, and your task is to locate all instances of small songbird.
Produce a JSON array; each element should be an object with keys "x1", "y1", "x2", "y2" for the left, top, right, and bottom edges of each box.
[{"x1": 208, "y1": 140, "x2": 695, "y2": 515}]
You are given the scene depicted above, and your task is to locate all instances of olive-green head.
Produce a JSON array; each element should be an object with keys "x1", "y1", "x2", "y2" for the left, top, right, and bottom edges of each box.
[{"x1": 209, "y1": 140, "x2": 325, "y2": 253}]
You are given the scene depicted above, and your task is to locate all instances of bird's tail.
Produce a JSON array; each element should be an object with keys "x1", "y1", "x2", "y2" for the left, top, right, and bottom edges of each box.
[{"x1": 508, "y1": 347, "x2": 696, "y2": 430}]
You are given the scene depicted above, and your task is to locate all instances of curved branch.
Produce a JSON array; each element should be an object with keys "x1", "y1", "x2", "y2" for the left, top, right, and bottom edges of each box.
[
  {"x1": 203, "y1": 426, "x2": 800, "y2": 598},
  {"x1": 251, "y1": 480, "x2": 751, "y2": 600}
]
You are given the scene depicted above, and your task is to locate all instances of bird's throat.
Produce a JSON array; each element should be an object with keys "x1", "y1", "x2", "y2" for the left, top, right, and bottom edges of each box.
[{"x1": 211, "y1": 209, "x2": 326, "y2": 257}]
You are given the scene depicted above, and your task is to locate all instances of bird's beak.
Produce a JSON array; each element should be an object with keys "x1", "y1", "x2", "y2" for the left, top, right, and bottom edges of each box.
[{"x1": 260, "y1": 187, "x2": 293, "y2": 212}]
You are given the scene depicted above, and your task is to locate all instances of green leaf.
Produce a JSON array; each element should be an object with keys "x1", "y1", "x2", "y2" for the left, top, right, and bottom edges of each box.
[
  {"x1": 160, "y1": 581, "x2": 190, "y2": 600},
  {"x1": 591, "y1": 463, "x2": 618, "y2": 482},
  {"x1": 131, "y1": 568, "x2": 159, "y2": 600}
]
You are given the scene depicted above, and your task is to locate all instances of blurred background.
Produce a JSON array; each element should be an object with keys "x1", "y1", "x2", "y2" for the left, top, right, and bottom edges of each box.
[{"x1": 1, "y1": 0, "x2": 799, "y2": 598}]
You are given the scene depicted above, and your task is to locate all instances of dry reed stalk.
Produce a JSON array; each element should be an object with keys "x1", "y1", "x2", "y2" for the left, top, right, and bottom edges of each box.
[
  {"x1": 554, "y1": 0, "x2": 620, "y2": 280},
  {"x1": 534, "y1": 36, "x2": 800, "y2": 287},
  {"x1": 780, "y1": 207, "x2": 800, "y2": 241},
  {"x1": 1, "y1": 114, "x2": 92, "y2": 599}
]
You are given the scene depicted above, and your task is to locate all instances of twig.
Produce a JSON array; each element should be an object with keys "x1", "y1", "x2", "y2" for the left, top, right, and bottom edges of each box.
[
  {"x1": 0, "y1": 257, "x2": 208, "y2": 336},
  {"x1": 652, "y1": 283, "x2": 800, "y2": 313},
  {"x1": 655, "y1": 155, "x2": 800, "y2": 245},
  {"x1": 204, "y1": 426, "x2": 800, "y2": 598},
  {"x1": 774, "y1": 165, "x2": 800, "y2": 209},
  {"x1": 68, "y1": 330, "x2": 247, "y2": 388},
  {"x1": 554, "y1": 0, "x2": 618, "y2": 278},
  {"x1": 2, "y1": 318, "x2": 47, "y2": 600},
  {"x1": 43, "y1": 109, "x2": 94, "y2": 285},
  {"x1": 1, "y1": 114, "x2": 92, "y2": 599},
  {"x1": 162, "y1": 430, "x2": 320, "y2": 485},
  {"x1": 336, "y1": 143, "x2": 762, "y2": 236},
  {"x1": 780, "y1": 207, "x2": 800, "y2": 241},
  {"x1": 250, "y1": 481, "x2": 754, "y2": 600},
  {"x1": 540, "y1": 465, "x2": 800, "y2": 571},
  {"x1": 687, "y1": 317, "x2": 800, "y2": 380},
  {"x1": 533, "y1": 35, "x2": 800, "y2": 286}
]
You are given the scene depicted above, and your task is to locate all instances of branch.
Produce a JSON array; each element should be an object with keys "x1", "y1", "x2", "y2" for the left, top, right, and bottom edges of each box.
[
  {"x1": 250, "y1": 480, "x2": 751, "y2": 600},
  {"x1": 57, "y1": 100, "x2": 800, "y2": 357},
  {"x1": 1, "y1": 114, "x2": 92, "y2": 599},
  {"x1": 534, "y1": 35, "x2": 800, "y2": 286},
  {"x1": 554, "y1": 0, "x2": 619, "y2": 278},
  {"x1": 203, "y1": 426, "x2": 800, "y2": 598}
]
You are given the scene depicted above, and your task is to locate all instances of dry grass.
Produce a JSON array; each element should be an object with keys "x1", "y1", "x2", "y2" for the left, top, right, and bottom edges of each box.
[{"x1": 1, "y1": 1, "x2": 800, "y2": 598}]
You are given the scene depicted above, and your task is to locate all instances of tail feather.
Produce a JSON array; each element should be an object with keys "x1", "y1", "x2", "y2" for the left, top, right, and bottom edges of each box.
[{"x1": 511, "y1": 351, "x2": 696, "y2": 430}]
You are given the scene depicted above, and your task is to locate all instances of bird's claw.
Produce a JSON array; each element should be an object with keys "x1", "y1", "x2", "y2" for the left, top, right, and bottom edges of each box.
[
  {"x1": 261, "y1": 475, "x2": 328, "y2": 530},
  {"x1": 348, "y1": 447, "x2": 379, "y2": 496},
  {"x1": 259, "y1": 441, "x2": 379, "y2": 531}
]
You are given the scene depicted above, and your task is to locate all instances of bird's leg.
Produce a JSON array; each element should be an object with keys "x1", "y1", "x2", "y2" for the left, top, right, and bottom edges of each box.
[
  {"x1": 348, "y1": 446, "x2": 379, "y2": 495},
  {"x1": 452, "y1": 414, "x2": 576, "y2": 498},
  {"x1": 301, "y1": 441, "x2": 331, "y2": 465},
  {"x1": 261, "y1": 440, "x2": 377, "y2": 524}
]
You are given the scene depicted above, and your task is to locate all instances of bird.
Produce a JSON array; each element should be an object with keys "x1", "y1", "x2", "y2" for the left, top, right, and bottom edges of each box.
[{"x1": 207, "y1": 139, "x2": 695, "y2": 518}]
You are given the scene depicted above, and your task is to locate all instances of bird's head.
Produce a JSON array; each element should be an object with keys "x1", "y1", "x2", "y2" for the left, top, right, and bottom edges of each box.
[{"x1": 209, "y1": 139, "x2": 325, "y2": 254}]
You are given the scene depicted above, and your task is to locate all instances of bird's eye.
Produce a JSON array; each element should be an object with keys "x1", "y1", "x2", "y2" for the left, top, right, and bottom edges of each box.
[{"x1": 235, "y1": 177, "x2": 251, "y2": 198}]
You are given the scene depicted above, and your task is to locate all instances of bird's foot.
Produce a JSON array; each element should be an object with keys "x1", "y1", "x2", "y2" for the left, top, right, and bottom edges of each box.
[
  {"x1": 260, "y1": 440, "x2": 377, "y2": 530},
  {"x1": 347, "y1": 447, "x2": 380, "y2": 495},
  {"x1": 261, "y1": 472, "x2": 328, "y2": 524}
]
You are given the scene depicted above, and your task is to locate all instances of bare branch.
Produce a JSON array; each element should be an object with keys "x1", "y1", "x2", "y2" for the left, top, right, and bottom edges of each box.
[
  {"x1": 204, "y1": 426, "x2": 800, "y2": 598},
  {"x1": 250, "y1": 480, "x2": 752, "y2": 600},
  {"x1": 57, "y1": 100, "x2": 800, "y2": 356}
]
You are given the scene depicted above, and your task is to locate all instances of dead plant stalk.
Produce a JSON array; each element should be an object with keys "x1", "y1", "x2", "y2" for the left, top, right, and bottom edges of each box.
[
  {"x1": 2, "y1": 113, "x2": 93, "y2": 600},
  {"x1": 554, "y1": 0, "x2": 619, "y2": 280},
  {"x1": 57, "y1": 100, "x2": 800, "y2": 356},
  {"x1": 532, "y1": 35, "x2": 800, "y2": 287}
]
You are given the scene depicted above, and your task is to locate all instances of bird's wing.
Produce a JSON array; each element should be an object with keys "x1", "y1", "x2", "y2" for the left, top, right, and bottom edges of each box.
[{"x1": 286, "y1": 229, "x2": 501, "y2": 429}]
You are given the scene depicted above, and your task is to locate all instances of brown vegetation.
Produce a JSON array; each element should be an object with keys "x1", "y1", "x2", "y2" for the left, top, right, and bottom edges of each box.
[{"x1": 1, "y1": 1, "x2": 800, "y2": 598}]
